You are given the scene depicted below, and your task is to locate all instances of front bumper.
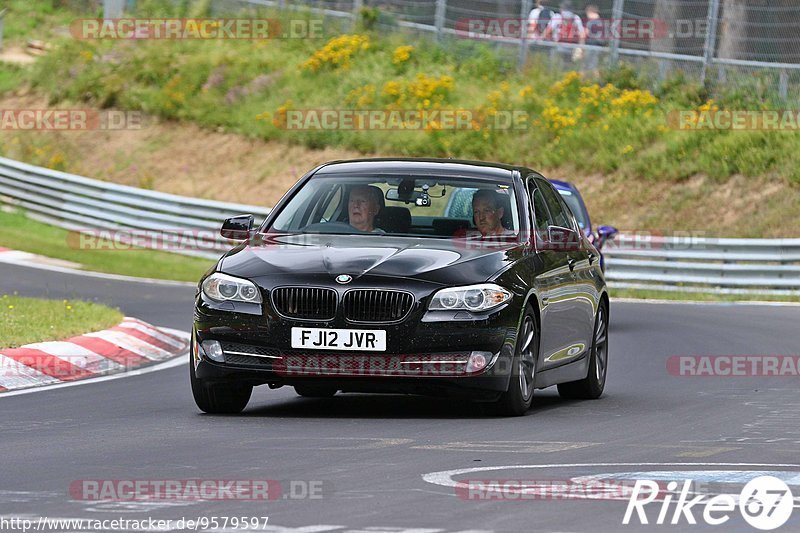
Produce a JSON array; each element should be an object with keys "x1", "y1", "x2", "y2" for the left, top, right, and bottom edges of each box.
[{"x1": 192, "y1": 281, "x2": 522, "y2": 397}]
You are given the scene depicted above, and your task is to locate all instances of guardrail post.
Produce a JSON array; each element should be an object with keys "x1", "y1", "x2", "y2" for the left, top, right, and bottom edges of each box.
[
  {"x1": 434, "y1": 0, "x2": 446, "y2": 41},
  {"x1": 0, "y1": 8, "x2": 8, "y2": 52},
  {"x1": 608, "y1": 0, "x2": 624, "y2": 68},
  {"x1": 352, "y1": 0, "x2": 363, "y2": 31},
  {"x1": 517, "y1": 0, "x2": 532, "y2": 71},
  {"x1": 700, "y1": 0, "x2": 720, "y2": 85},
  {"x1": 779, "y1": 69, "x2": 788, "y2": 100}
]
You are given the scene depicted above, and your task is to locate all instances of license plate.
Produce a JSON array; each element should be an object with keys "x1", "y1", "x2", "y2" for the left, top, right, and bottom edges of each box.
[{"x1": 291, "y1": 327, "x2": 387, "y2": 351}]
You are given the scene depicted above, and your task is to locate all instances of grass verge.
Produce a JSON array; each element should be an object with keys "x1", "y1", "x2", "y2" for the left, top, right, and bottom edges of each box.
[
  {"x1": 610, "y1": 287, "x2": 800, "y2": 304},
  {"x1": 0, "y1": 208, "x2": 213, "y2": 282},
  {"x1": 0, "y1": 294, "x2": 123, "y2": 349}
]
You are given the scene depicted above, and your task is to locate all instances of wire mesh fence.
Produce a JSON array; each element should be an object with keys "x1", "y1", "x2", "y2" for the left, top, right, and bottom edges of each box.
[{"x1": 216, "y1": 0, "x2": 800, "y2": 100}]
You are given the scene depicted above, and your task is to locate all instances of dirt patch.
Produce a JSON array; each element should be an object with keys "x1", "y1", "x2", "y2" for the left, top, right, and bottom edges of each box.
[{"x1": 0, "y1": 47, "x2": 37, "y2": 65}]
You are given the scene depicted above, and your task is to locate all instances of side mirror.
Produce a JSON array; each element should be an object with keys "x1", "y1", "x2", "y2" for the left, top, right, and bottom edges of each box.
[
  {"x1": 547, "y1": 225, "x2": 580, "y2": 252},
  {"x1": 595, "y1": 225, "x2": 619, "y2": 249},
  {"x1": 220, "y1": 214, "x2": 254, "y2": 241}
]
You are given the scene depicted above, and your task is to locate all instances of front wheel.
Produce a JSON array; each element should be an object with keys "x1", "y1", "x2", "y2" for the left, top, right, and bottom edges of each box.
[
  {"x1": 495, "y1": 305, "x2": 538, "y2": 416},
  {"x1": 557, "y1": 300, "x2": 608, "y2": 399},
  {"x1": 190, "y1": 359, "x2": 252, "y2": 414}
]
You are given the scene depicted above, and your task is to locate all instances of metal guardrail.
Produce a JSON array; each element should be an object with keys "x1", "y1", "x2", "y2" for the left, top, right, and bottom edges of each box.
[
  {"x1": 604, "y1": 235, "x2": 800, "y2": 295},
  {"x1": 0, "y1": 156, "x2": 271, "y2": 260},
  {"x1": 1, "y1": 156, "x2": 798, "y2": 295}
]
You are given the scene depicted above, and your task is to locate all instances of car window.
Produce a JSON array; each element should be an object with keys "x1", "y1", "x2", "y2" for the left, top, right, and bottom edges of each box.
[
  {"x1": 527, "y1": 179, "x2": 551, "y2": 233},
  {"x1": 537, "y1": 179, "x2": 570, "y2": 229},
  {"x1": 320, "y1": 185, "x2": 343, "y2": 221},
  {"x1": 557, "y1": 189, "x2": 588, "y2": 230},
  {"x1": 266, "y1": 175, "x2": 520, "y2": 239},
  {"x1": 555, "y1": 193, "x2": 581, "y2": 235}
]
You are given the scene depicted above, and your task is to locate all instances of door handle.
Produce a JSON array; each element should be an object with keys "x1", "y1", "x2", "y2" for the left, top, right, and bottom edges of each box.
[{"x1": 567, "y1": 257, "x2": 577, "y2": 271}]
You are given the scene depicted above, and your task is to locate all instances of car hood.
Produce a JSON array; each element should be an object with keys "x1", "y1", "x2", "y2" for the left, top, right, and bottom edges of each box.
[{"x1": 219, "y1": 234, "x2": 524, "y2": 286}]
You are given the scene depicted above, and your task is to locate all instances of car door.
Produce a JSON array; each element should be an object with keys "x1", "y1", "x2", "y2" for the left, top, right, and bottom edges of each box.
[
  {"x1": 534, "y1": 178, "x2": 590, "y2": 368},
  {"x1": 555, "y1": 189, "x2": 598, "y2": 348},
  {"x1": 527, "y1": 177, "x2": 576, "y2": 368}
]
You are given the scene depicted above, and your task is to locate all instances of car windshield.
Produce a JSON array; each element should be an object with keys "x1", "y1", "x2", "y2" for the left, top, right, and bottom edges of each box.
[
  {"x1": 266, "y1": 175, "x2": 520, "y2": 239},
  {"x1": 557, "y1": 189, "x2": 588, "y2": 230}
]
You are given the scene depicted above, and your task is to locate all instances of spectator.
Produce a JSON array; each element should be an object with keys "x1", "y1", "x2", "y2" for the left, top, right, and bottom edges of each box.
[
  {"x1": 527, "y1": 1, "x2": 554, "y2": 40},
  {"x1": 545, "y1": 0, "x2": 585, "y2": 46},
  {"x1": 584, "y1": 4, "x2": 604, "y2": 72},
  {"x1": 584, "y1": 4, "x2": 604, "y2": 46}
]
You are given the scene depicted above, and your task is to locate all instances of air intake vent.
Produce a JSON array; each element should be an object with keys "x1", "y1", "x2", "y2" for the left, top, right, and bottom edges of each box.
[
  {"x1": 272, "y1": 287, "x2": 337, "y2": 320},
  {"x1": 343, "y1": 290, "x2": 414, "y2": 323}
]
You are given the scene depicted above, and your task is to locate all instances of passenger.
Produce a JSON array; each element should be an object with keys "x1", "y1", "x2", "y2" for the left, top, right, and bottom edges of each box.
[
  {"x1": 348, "y1": 185, "x2": 382, "y2": 233},
  {"x1": 471, "y1": 190, "x2": 515, "y2": 238}
]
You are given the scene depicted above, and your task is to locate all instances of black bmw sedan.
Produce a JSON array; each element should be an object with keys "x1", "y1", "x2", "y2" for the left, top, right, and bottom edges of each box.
[{"x1": 191, "y1": 158, "x2": 609, "y2": 416}]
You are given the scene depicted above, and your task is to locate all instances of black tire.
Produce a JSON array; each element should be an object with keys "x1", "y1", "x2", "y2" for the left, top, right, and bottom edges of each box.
[
  {"x1": 294, "y1": 384, "x2": 338, "y2": 398},
  {"x1": 557, "y1": 299, "x2": 609, "y2": 400},
  {"x1": 495, "y1": 305, "x2": 539, "y2": 417},
  {"x1": 189, "y1": 359, "x2": 252, "y2": 414}
]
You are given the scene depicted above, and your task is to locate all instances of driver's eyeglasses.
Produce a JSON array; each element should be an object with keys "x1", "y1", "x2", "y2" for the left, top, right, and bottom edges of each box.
[{"x1": 473, "y1": 208, "x2": 498, "y2": 217}]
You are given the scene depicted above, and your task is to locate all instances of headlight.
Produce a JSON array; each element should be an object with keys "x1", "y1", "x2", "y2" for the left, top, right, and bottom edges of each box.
[
  {"x1": 202, "y1": 273, "x2": 262, "y2": 303},
  {"x1": 429, "y1": 283, "x2": 512, "y2": 312}
]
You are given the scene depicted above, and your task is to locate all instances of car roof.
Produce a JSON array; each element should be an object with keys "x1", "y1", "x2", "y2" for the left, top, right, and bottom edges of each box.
[
  {"x1": 314, "y1": 158, "x2": 529, "y2": 180},
  {"x1": 549, "y1": 179, "x2": 576, "y2": 191}
]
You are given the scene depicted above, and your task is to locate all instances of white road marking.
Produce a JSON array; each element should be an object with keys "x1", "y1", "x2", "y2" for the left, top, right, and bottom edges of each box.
[{"x1": 422, "y1": 462, "x2": 800, "y2": 490}]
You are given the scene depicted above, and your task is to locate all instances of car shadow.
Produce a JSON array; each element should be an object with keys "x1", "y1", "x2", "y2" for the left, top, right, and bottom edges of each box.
[{"x1": 234, "y1": 390, "x2": 584, "y2": 419}]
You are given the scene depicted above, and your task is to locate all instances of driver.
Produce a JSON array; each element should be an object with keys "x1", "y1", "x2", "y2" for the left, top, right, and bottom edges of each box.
[
  {"x1": 471, "y1": 189, "x2": 514, "y2": 237},
  {"x1": 348, "y1": 185, "x2": 383, "y2": 232}
]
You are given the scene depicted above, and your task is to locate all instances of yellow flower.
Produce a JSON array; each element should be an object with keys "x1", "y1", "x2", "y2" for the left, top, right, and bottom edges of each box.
[
  {"x1": 549, "y1": 71, "x2": 582, "y2": 96},
  {"x1": 301, "y1": 34, "x2": 371, "y2": 71},
  {"x1": 622, "y1": 145, "x2": 634, "y2": 154},
  {"x1": 382, "y1": 74, "x2": 454, "y2": 109},
  {"x1": 392, "y1": 45, "x2": 414, "y2": 65}
]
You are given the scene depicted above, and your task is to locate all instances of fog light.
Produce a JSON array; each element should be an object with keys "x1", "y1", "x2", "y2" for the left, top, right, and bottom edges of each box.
[
  {"x1": 466, "y1": 351, "x2": 492, "y2": 373},
  {"x1": 201, "y1": 340, "x2": 225, "y2": 362}
]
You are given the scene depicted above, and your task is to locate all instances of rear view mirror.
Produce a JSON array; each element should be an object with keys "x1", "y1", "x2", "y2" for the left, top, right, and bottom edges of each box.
[
  {"x1": 596, "y1": 225, "x2": 619, "y2": 249},
  {"x1": 220, "y1": 214, "x2": 254, "y2": 240},
  {"x1": 385, "y1": 188, "x2": 430, "y2": 206}
]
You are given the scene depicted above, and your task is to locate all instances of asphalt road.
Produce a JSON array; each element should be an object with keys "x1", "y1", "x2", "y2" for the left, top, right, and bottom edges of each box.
[{"x1": 1, "y1": 262, "x2": 799, "y2": 532}]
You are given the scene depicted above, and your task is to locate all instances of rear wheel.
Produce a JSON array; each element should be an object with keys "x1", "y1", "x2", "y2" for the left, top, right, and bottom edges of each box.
[
  {"x1": 557, "y1": 300, "x2": 608, "y2": 399},
  {"x1": 495, "y1": 305, "x2": 538, "y2": 416},
  {"x1": 294, "y1": 384, "x2": 338, "y2": 398},
  {"x1": 189, "y1": 358, "x2": 252, "y2": 414}
]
